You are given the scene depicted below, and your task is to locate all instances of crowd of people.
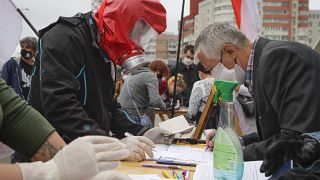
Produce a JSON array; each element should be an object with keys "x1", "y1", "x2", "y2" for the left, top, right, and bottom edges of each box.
[{"x1": 1, "y1": 0, "x2": 320, "y2": 179}]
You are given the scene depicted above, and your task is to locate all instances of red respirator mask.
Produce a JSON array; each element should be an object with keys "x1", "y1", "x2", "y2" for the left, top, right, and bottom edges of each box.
[{"x1": 94, "y1": 0, "x2": 167, "y2": 72}]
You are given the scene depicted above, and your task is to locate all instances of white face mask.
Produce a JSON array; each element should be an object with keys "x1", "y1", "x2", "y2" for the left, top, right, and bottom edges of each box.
[
  {"x1": 235, "y1": 64, "x2": 246, "y2": 85},
  {"x1": 183, "y1": 57, "x2": 193, "y2": 66},
  {"x1": 211, "y1": 63, "x2": 237, "y2": 81},
  {"x1": 211, "y1": 63, "x2": 246, "y2": 84}
]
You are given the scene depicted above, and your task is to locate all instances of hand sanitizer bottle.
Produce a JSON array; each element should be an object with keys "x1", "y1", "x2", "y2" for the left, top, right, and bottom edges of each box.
[{"x1": 213, "y1": 80, "x2": 244, "y2": 180}]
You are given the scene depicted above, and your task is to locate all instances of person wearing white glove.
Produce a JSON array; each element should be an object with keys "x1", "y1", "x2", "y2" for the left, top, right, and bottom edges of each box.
[
  {"x1": 144, "y1": 127, "x2": 174, "y2": 144},
  {"x1": 121, "y1": 127, "x2": 174, "y2": 162},
  {"x1": 18, "y1": 136, "x2": 130, "y2": 180}
]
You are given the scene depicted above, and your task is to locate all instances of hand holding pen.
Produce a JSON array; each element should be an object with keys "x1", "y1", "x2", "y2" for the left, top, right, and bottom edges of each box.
[{"x1": 205, "y1": 130, "x2": 216, "y2": 151}]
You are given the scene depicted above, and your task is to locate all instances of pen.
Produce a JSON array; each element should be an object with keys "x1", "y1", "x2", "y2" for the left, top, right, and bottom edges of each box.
[
  {"x1": 156, "y1": 159, "x2": 197, "y2": 167},
  {"x1": 162, "y1": 170, "x2": 173, "y2": 179},
  {"x1": 173, "y1": 170, "x2": 178, "y2": 179},
  {"x1": 142, "y1": 163, "x2": 181, "y2": 169},
  {"x1": 124, "y1": 132, "x2": 157, "y2": 152},
  {"x1": 185, "y1": 171, "x2": 190, "y2": 180}
]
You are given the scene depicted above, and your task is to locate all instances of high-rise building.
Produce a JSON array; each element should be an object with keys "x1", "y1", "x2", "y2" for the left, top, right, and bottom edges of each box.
[
  {"x1": 180, "y1": 0, "x2": 204, "y2": 46},
  {"x1": 189, "y1": 0, "x2": 319, "y2": 47},
  {"x1": 144, "y1": 33, "x2": 178, "y2": 63},
  {"x1": 309, "y1": 10, "x2": 320, "y2": 46},
  {"x1": 194, "y1": 0, "x2": 237, "y2": 41},
  {"x1": 260, "y1": 0, "x2": 310, "y2": 45}
]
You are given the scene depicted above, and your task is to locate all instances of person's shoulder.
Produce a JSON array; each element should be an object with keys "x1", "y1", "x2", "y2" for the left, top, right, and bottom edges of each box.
[
  {"x1": 40, "y1": 13, "x2": 89, "y2": 40},
  {"x1": 4, "y1": 57, "x2": 19, "y2": 66}
]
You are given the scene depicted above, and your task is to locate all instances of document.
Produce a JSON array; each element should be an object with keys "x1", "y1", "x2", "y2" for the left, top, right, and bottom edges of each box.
[
  {"x1": 193, "y1": 161, "x2": 267, "y2": 180},
  {"x1": 158, "y1": 115, "x2": 194, "y2": 134},
  {"x1": 129, "y1": 174, "x2": 164, "y2": 180},
  {"x1": 148, "y1": 144, "x2": 212, "y2": 164}
]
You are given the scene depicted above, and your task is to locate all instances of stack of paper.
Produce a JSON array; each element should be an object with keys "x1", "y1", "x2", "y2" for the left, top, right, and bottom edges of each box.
[
  {"x1": 129, "y1": 174, "x2": 164, "y2": 180},
  {"x1": 158, "y1": 115, "x2": 194, "y2": 134},
  {"x1": 148, "y1": 144, "x2": 212, "y2": 164},
  {"x1": 193, "y1": 161, "x2": 267, "y2": 180}
]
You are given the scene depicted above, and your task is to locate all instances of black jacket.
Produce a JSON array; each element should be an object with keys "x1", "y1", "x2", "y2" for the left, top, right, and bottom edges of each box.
[
  {"x1": 29, "y1": 12, "x2": 148, "y2": 143},
  {"x1": 170, "y1": 61, "x2": 199, "y2": 105},
  {"x1": 243, "y1": 37, "x2": 320, "y2": 160}
]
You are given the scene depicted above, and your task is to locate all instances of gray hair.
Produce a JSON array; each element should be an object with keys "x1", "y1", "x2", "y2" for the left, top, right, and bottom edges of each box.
[{"x1": 194, "y1": 24, "x2": 248, "y2": 60}]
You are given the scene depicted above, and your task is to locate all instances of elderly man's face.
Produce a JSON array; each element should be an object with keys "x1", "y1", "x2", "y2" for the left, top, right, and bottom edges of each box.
[
  {"x1": 197, "y1": 45, "x2": 239, "y2": 71},
  {"x1": 197, "y1": 50, "x2": 219, "y2": 71}
]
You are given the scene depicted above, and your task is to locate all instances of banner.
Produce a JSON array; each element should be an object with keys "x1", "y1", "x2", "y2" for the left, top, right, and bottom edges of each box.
[
  {"x1": 0, "y1": 0, "x2": 22, "y2": 64},
  {"x1": 231, "y1": 0, "x2": 260, "y2": 42}
]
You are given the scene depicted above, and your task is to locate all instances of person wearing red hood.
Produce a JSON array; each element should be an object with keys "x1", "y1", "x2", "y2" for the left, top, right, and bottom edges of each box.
[{"x1": 29, "y1": 0, "x2": 173, "y2": 163}]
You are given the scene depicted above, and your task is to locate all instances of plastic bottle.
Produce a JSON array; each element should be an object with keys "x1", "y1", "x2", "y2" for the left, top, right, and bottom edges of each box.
[{"x1": 213, "y1": 80, "x2": 244, "y2": 180}]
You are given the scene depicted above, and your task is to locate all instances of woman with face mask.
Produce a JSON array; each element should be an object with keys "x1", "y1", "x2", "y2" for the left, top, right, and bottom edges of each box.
[
  {"x1": 148, "y1": 60, "x2": 171, "y2": 96},
  {"x1": 119, "y1": 62, "x2": 166, "y2": 127}
]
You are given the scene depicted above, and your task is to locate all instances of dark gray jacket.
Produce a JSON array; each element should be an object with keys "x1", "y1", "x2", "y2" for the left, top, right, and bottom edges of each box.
[
  {"x1": 119, "y1": 67, "x2": 166, "y2": 116},
  {"x1": 243, "y1": 37, "x2": 320, "y2": 160}
]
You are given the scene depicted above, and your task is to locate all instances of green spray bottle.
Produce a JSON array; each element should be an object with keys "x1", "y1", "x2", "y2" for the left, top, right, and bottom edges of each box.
[{"x1": 213, "y1": 80, "x2": 244, "y2": 180}]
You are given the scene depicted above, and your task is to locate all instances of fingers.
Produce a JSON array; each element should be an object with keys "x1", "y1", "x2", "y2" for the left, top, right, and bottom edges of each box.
[
  {"x1": 208, "y1": 141, "x2": 214, "y2": 150},
  {"x1": 156, "y1": 128, "x2": 173, "y2": 135},
  {"x1": 98, "y1": 161, "x2": 121, "y2": 171},
  {"x1": 132, "y1": 145, "x2": 147, "y2": 160},
  {"x1": 81, "y1": 136, "x2": 120, "y2": 144},
  {"x1": 206, "y1": 131, "x2": 216, "y2": 146},
  {"x1": 96, "y1": 149, "x2": 130, "y2": 161},
  {"x1": 125, "y1": 152, "x2": 144, "y2": 162},
  {"x1": 136, "y1": 141, "x2": 154, "y2": 158},
  {"x1": 137, "y1": 136, "x2": 156, "y2": 148},
  {"x1": 93, "y1": 142, "x2": 126, "y2": 153}
]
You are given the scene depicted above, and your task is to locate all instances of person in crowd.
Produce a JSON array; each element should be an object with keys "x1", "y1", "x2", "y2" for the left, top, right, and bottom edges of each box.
[
  {"x1": 0, "y1": 77, "x2": 130, "y2": 180},
  {"x1": 28, "y1": 0, "x2": 173, "y2": 163},
  {"x1": 2, "y1": 37, "x2": 37, "y2": 100},
  {"x1": 119, "y1": 63, "x2": 166, "y2": 126},
  {"x1": 196, "y1": 24, "x2": 320, "y2": 161},
  {"x1": 185, "y1": 62, "x2": 216, "y2": 128},
  {"x1": 161, "y1": 74, "x2": 187, "y2": 108},
  {"x1": 170, "y1": 45, "x2": 199, "y2": 106},
  {"x1": 148, "y1": 60, "x2": 171, "y2": 96}
]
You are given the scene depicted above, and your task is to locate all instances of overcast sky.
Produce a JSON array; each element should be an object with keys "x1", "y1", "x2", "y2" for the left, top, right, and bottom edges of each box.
[{"x1": 13, "y1": 0, "x2": 320, "y2": 38}]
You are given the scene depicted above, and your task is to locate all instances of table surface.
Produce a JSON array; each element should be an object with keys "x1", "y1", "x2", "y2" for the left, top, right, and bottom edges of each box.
[{"x1": 117, "y1": 144, "x2": 206, "y2": 179}]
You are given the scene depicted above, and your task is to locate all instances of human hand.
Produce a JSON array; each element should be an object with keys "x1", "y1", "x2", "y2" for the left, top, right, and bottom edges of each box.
[
  {"x1": 144, "y1": 127, "x2": 174, "y2": 144},
  {"x1": 206, "y1": 130, "x2": 216, "y2": 151},
  {"x1": 19, "y1": 136, "x2": 129, "y2": 180},
  {"x1": 121, "y1": 136, "x2": 155, "y2": 162},
  {"x1": 91, "y1": 170, "x2": 133, "y2": 180},
  {"x1": 260, "y1": 134, "x2": 320, "y2": 177}
]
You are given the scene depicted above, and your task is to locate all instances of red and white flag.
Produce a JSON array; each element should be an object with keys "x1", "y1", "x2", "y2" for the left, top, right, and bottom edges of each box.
[
  {"x1": 0, "y1": 0, "x2": 22, "y2": 64},
  {"x1": 231, "y1": 0, "x2": 260, "y2": 42}
]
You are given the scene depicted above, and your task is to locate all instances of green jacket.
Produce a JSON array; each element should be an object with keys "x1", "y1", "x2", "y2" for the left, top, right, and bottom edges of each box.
[{"x1": 0, "y1": 78, "x2": 55, "y2": 157}]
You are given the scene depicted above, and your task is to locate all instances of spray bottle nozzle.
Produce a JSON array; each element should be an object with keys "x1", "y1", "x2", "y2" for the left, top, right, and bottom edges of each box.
[{"x1": 213, "y1": 80, "x2": 238, "y2": 103}]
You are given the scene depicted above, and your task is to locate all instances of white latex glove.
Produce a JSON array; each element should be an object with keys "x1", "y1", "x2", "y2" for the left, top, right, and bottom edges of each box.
[
  {"x1": 91, "y1": 170, "x2": 133, "y2": 180},
  {"x1": 121, "y1": 136, "x2": 155, "y2": 162},
  {"x1": 18, "y1": 136, "x2": 130, "y2": 180},
  {"x1": 143, "y1": 127, "x2": 174, "y2": 144}
]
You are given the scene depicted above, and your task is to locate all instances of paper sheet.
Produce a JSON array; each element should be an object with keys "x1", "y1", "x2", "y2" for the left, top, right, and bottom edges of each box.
[
  {"x1": 129, "y1": 174, "x2": 165, "y2": 180},
  {"x1": 158, "y1": 115, "x2": 194, "y2": 134},
  {"x1": 147, "y1": 144, "x2": 212, "y2": 164},
  {"x1": 193, "y1": 161, "x2": 267, "y2": 180}
]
